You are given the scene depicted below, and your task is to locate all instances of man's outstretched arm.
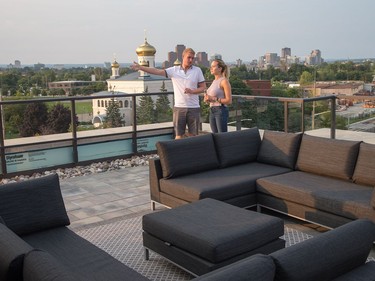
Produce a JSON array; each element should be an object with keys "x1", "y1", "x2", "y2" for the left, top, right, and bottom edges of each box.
[{"x1": 131, "y1": 62, "x2": 166, "y2": 77}]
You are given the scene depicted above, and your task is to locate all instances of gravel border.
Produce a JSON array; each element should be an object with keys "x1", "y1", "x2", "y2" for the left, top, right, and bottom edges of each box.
[{"x1": 1, "y1": 154, "x2": 158, "y2": 185}]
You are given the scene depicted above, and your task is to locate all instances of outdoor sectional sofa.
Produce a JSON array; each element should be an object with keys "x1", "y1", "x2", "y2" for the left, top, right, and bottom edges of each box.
[
  {"x1": 1, "y1": 163, "x2": 375, "y2": 280},
  {"x1": 150, "y1": 127, "x2": 375, "y2": 228},
  {"x1": 0, "y1": 174, "x2": 150, "y2": 281}
]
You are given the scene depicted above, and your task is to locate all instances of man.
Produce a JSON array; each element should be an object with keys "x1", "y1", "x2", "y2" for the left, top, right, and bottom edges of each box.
[{"x1": 131, "y1": 48, "x2": 206, "y2": 139}]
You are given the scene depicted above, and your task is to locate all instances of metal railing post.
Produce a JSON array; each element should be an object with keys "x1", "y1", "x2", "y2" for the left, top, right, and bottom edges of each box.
[
  {"x1": 0, "y1": 100, "x2": 7, "y2": 176},
  {"x1": 132, "y1": 95, "x2": 137, "y2": 154},
  {"x1": 284, "y1": 101, "x2": 288, "y2": 133},
  {"x1": 330, "y1": 96, "x2": 336, "y2": 139},
  {"x1": 70, "y1": 100, "x2": 78, "y2": 163}
]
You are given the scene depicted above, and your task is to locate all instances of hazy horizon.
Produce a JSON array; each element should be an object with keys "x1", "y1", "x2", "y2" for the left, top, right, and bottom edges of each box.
[{"x1": 1, "y1": 0, "x2": 374, "y2": 65}]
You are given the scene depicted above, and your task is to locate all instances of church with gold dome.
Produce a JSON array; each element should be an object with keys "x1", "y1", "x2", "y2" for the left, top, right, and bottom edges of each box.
[{"x1": 91, "y1": 38, "x2": 174, "y2": 127}]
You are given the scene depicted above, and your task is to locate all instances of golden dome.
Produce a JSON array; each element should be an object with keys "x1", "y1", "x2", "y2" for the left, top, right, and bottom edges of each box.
[
  {"x1": 173, "y1": 58, "x2": 181, "y2": 66},
  {"x1": 111, "y1": 60, "x2": 120, "y2": 68},
  {"x1": 136, "y1": 39, "x2": 156, "y2": 56}
]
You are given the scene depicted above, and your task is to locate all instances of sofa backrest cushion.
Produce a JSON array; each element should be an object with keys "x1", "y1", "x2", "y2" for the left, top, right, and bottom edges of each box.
[
  {"x1": 296, "y1": 135, "x2": 361, "y2": 180},
  {"x1": 257, "y1": 130, "x2": 302, "y2": 169},
  {"x1": 213, "y1": 127, "x2": 261, "y2": 168},
  {"x1": 0, "y1": 174, "x2": 70, "y2": 236},
  {"x1": 270, "y1": 219, "x2": 375, "y2": 281},
  {"x1": 0, "y1": 223, "x2": 33, "y2": 281},
  {"x1": 352, "y1": 142, "x2": 375, "y2": 186},
  {"x1": 23, "y1": 249, "x2": 79, "y2": 281},
  {"x1": 156, "y1": 134, "x2": 219, "y2": 179}
]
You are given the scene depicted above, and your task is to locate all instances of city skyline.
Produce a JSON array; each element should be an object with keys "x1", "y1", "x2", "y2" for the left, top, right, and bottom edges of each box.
[{"x1": 1, "y1": 0, "x2": 374, "y2": 65}]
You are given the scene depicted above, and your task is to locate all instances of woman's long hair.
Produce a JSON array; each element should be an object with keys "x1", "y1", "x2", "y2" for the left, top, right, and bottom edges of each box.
[{"x1": 213, "y1": 59, "x2": 230, "y2": 78}]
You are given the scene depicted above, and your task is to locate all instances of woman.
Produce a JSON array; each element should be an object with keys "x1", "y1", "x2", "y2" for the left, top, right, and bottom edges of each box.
[{"x1": 204, "y1": 59, "x2": 232, "y2": 133}]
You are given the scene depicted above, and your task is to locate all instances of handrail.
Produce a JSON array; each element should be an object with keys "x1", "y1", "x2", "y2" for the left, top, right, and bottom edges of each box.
[{"x1": 0, "y1": 92, "x2": 337, "y2": 177}]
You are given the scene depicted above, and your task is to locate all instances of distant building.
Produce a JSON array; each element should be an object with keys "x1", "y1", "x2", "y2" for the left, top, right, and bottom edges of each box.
[
  {"x1": 175, "y1": 44, "x2": 186, "y2": 62},
  {"x1": 258, "y1": 53, "x2": 280, "y2": 69},
  {"x1": 303, "y1": 82, "x2": 364, "y2": 97},
  {"x1": 34, "y1": 63, "x2": 45, "y2": 70},
  {"x1": 91, "y1": 37, "x2": 173, "y2": 127},
  {"x1": 265, "y1": 53, "x2": 280, "y2": 66},
  {"x1": 195, "y1": 52, "x2": 209, "y2": 67},
  {"x1": 52, "y1": 64, "x2": 65, "y2": 70},
  {"x1": 164, "y1": 45, "x2": 209, "y2": 67},
  {"x1": 243, "y1": 80, "x2": 272, "y2": 96},
  {"x1": 281, "y1": 47, "x2": 291, "y2": 58},
  {"x1": 305, "y1": 49, "x2": 324, "y2": 65},
  {"x1": 48, "y1": 80, "x2": 98, "y2": 96},
  {"x1": 168, "y1": 51, "x2": 177, "y2": 65},
  {"x1": 210, "y1": 53, "x2": 222, "y2": 61},
  {"x1": 14, "y1": 60, "x2": 21, "y2": 68}
]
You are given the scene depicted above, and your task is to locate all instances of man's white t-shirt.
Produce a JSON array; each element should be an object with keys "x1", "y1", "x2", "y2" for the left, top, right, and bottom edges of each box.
[{"x1": 165, "y1": 66, "x2": 205, "y2": 108}]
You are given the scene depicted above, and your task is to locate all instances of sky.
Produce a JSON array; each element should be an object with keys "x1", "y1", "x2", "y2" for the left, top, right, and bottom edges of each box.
[{"x1": 1, "y1": 0, "x2": 374, "y2": 65}]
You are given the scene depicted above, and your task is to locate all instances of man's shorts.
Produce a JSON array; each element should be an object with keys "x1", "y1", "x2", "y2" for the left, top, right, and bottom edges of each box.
[{"x1": 173, "y1": 107, "x2": 200, "y2": 137}]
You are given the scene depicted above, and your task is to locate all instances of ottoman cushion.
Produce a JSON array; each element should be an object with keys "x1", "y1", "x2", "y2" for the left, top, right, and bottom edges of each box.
[{"x1": 142, "y1": 198, "x2": 284, "y2": 263}]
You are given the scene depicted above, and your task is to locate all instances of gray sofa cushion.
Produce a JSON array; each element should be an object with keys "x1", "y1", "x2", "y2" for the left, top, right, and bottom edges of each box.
[
  {"x1": 156, "y1": 134, "x2": 219, "y2": 179},
  {"x1": 22, "y1": 227, "x2": 150, "y2": 281},
  {"x1": 257, "y1": 130, "x2": 302, "y2": 169},
  {"x1": 142, "y1": 198, "x2": 284, "y2": 263},
  {"x1": 0, "y1": 174, "x2": 70, "y2": 235},
  {"x1": 352, "y1": 142, "x2": 375, "y2": 186},
  {"x1": 213, "y1": 127, "x2": 261, "y2": 168},
  {"x1": 0, "y1": 223, "x2": 33, "y2": 281},
  {"x1": 194, "y1": 254, "x2": 275, "y2": 281},
  {"x1": 256, "y1": 171, "x2": 375, "y2": 221},
  {"x1": 23, "y1": 250, "x2": 79, "y2": 281},
  {"x1": 296, "y1": 135, "x2": 361, "y2": 180},
  {"x1": 160, "y1": 162, "x2": 291, "y2": 203},
  {"x1": 332, "y1": 261, "x2": 375, "y2": 281},
  {"x1": 270, "y1": 219, "x2": 375, "y2": 281}
]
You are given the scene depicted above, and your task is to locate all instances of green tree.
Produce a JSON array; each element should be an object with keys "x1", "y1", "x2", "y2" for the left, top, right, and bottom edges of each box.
[
  {"x1": 19, "y1": 102, "x2": 48, "y2": 137},
  {"x1": 229, "y1": 76, "x2": 252, "y2": 96},
  {"x1": 42, "y1": 103, "x2": 71, "y2": 134},
  {"x1": 104, "y1": 95, "x2": 124, "y2": 128},
  {"x1": 137, "y1": 87, "x2": 155, "y2": 124},
  {"x1": 155, "y1": 82, "x2": 172, "y2": 122},
  {"x1": 299, "y1": 71, "x2": 314, "y2": 85}
]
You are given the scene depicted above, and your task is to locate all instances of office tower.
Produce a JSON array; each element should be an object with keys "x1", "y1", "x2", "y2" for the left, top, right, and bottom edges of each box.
[
  {"x1": 281, "y1": 47, "x2": 291, "y2": 58},
  {"x1": 168, "y1": 51, "x2": 177, "y2": 66},
  {"x1": 14, "y1": 60, "x2": 21, "y2": 68},
  {"x1": 306, "y1": 49, "x2": 323, "y2": 65},
  {"x1": 175, "y1": 44, "x2": 186, "y2": 62},
  {"x1": 196, "y1": 52, "x2": 209, "y2": 67}
]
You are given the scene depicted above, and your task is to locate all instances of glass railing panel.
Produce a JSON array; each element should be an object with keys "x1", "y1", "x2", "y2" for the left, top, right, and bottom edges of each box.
[{"x1": 303, "y1": 98, "x2": 333, "y2": 131}]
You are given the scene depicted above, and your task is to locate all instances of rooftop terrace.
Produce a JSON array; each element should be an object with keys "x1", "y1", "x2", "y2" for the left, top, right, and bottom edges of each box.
[{"x1": 58, "y1": 129, "x2": 375, "y2": 280}]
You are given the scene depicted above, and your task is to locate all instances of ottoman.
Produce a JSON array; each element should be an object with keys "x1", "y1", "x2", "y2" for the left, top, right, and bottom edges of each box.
[{"x1": 142, "y1": 198, "x2": 285, "y2": 276}]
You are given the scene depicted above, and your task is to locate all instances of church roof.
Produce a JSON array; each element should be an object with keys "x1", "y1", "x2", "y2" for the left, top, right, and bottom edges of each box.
[{"x1": 106, "y1": 72, "x2": 170, "y2": 82}]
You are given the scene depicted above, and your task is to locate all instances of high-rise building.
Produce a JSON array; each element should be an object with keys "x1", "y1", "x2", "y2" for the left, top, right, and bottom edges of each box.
[
  {"x1": 306, "y1": 49, "x2": 323, "y2": 65},
  {"x1": 175, "y1": 44, "x2": 186, "y2": 62},
  {"x1": 281, "y1": 47, "x2": 291, "y2": 58},
  {"x1": 195, "y1": 52, "x2": 209, "y2": 67},
  {"x1": 14, "y1": 60, "x2": 21, "y2": 68},
  {"x1": 210, "y1": 53, "x2": 222, "y2": 61}
]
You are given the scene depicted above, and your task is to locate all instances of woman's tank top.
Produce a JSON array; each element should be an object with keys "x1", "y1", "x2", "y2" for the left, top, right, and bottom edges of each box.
[{"x1": 207, "y1": 77, "x2": 225, "y2": 107}]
